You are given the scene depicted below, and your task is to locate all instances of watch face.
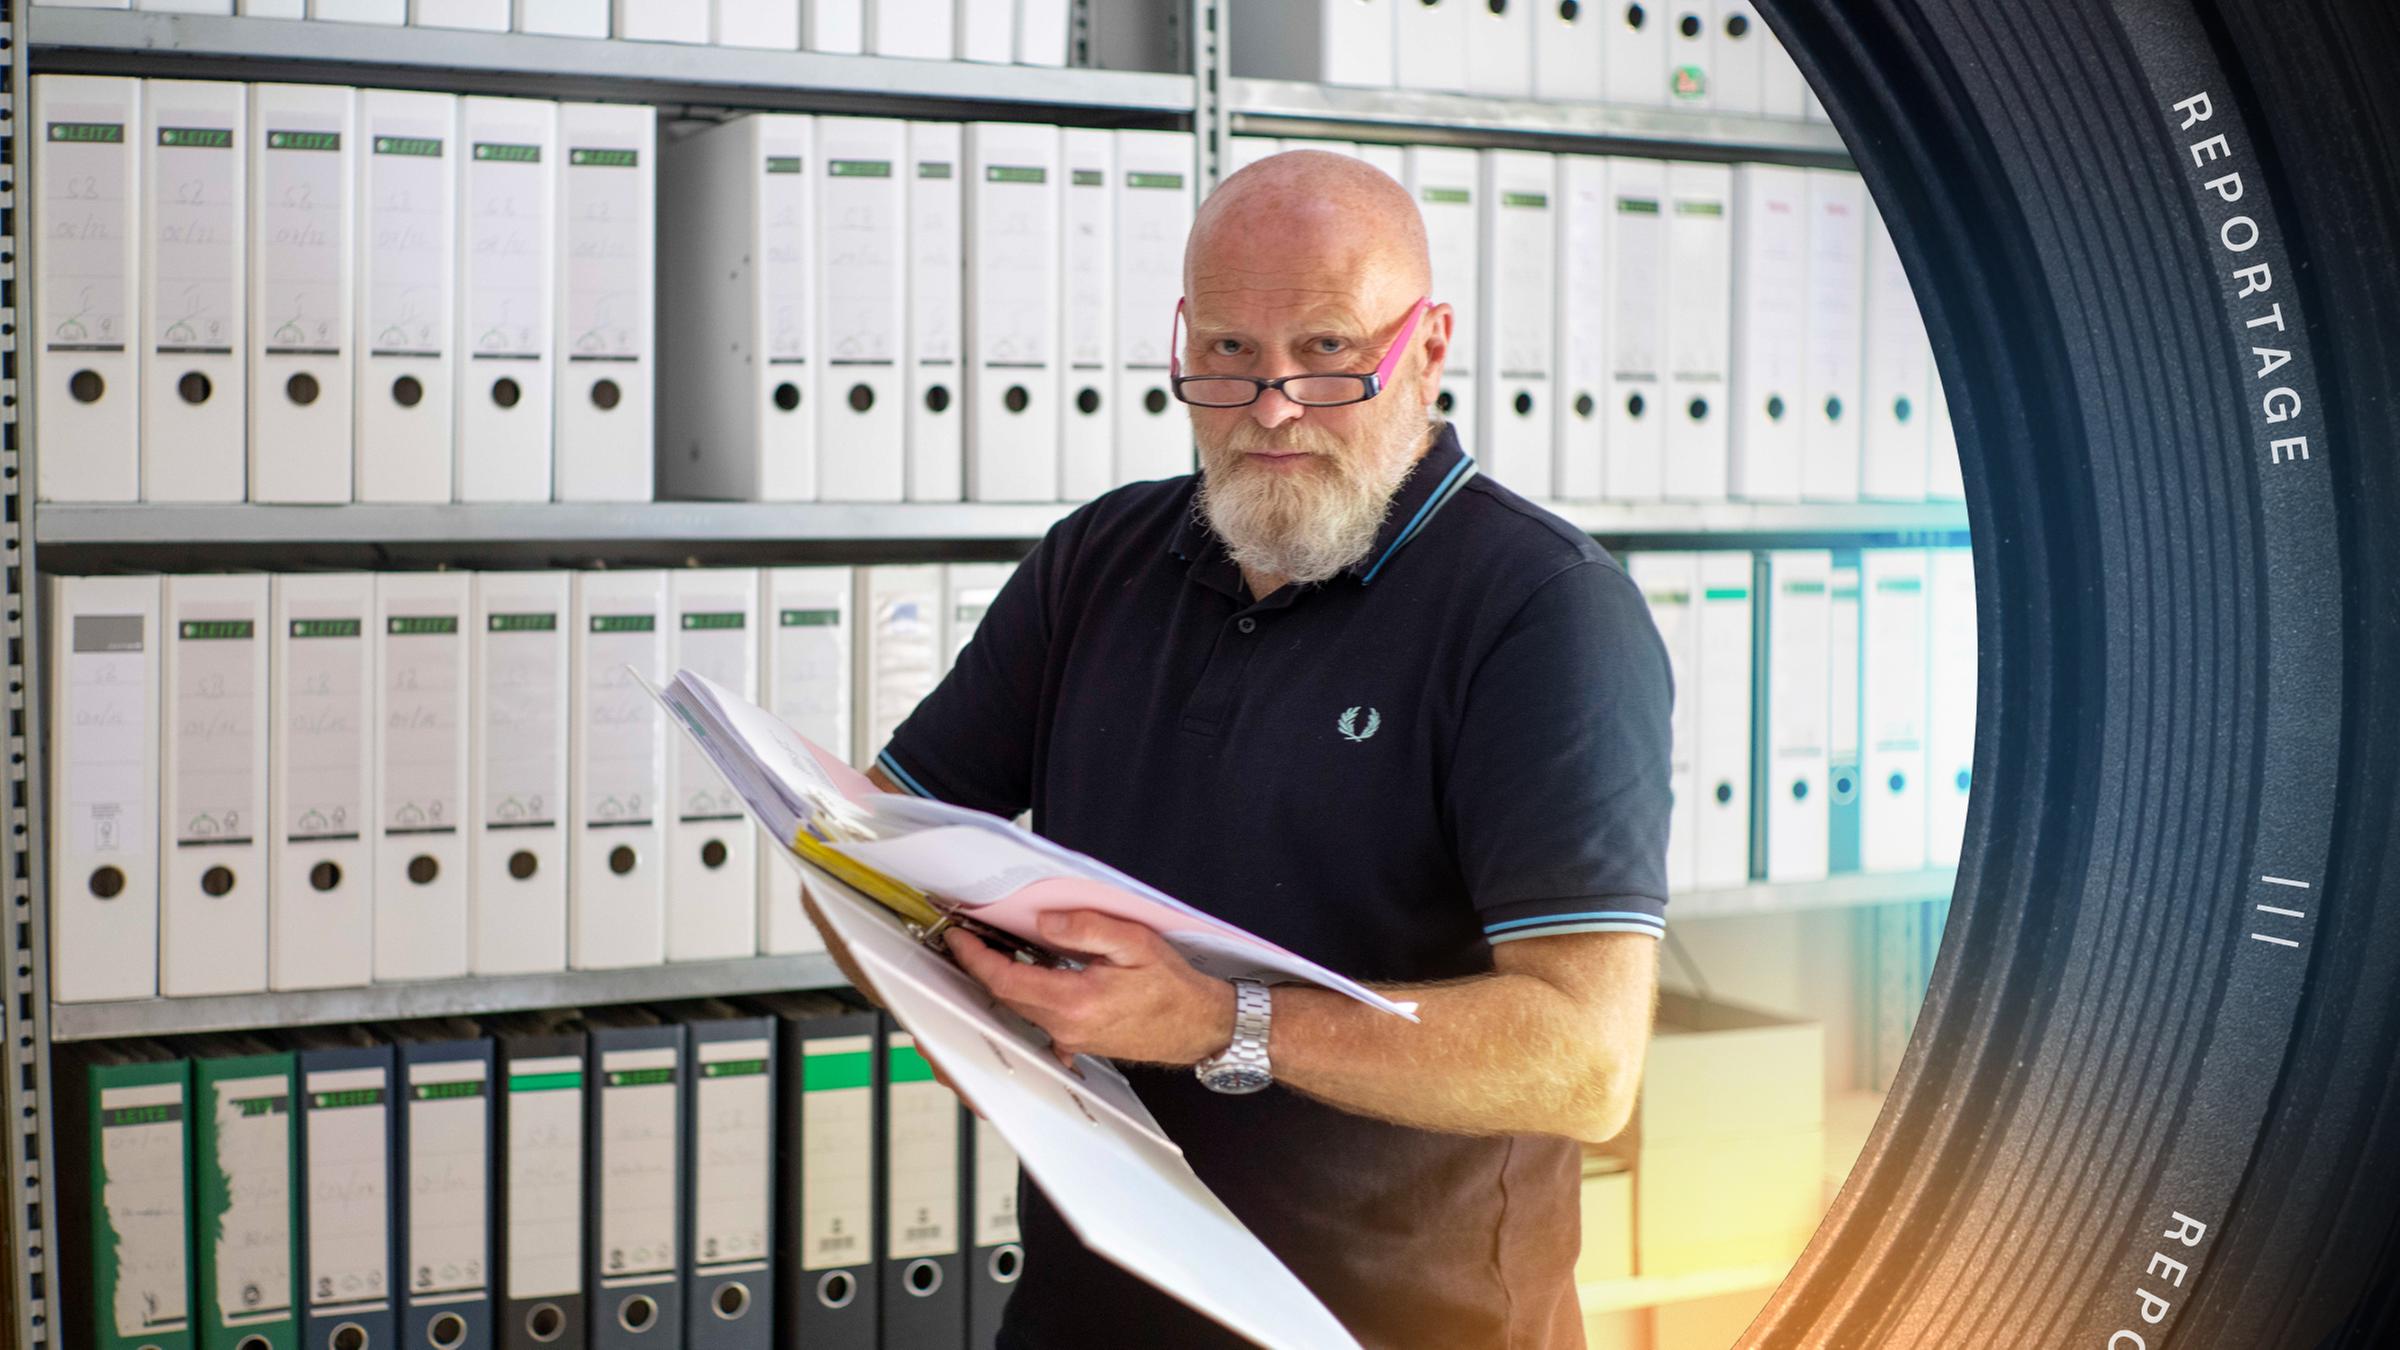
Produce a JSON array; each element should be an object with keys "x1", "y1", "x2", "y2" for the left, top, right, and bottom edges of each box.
[{"x1": 1202, "y1": 1063, "x2": 1273, "y2": 1095}]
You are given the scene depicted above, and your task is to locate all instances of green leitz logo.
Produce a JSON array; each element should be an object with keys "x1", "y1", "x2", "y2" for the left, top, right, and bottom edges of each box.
[
  {"x1": 50, "y1": 123, "x2": 124, "y2": 143},
  {"x1": 606, "y1": 1067, "x2": 676, "y2": 1087},
  {"x1": 701, "y1": 1059, "x2": 769, "y2": 1078},
  {"x1": 290, "y1": 618, "x2": 362, "y2": 638},
  {"x1": 1502, "y1": 192, "x2": 1550, "y2": 209},
  {"x1": 571, "y1": 147, "x2": 638, "y2": 168},
  {"x1": 986, "y1": 165, "x2": 1047, "y2": 184},
  {"x1": 1126, "y1": 172, "x2": 1185, "y2": 190},
  {"x1": 387, "y1": 615, "x2": 460, "y2": 635},
  {"x1": 268, "y1": 130, "x2": 341, "y2": 152},
  {"x1": 375, "y1": 136, "x2": 444, "y2": 158},
  {"x1": 311, "y1": 1088, "x2": 384, "y2": 1109},
  {"x1": 1337, "y1": 706, "x2": 1382, "y2": 743},
  {"x1": 1421, "y1": 187, "x2": 1471, "y2": 205},
  {"x1": 591, "y1": 614, "x2": 656, "y2": 633},
  {"x1": 1676, "y1": 200, "x2": 1726, "y2": 217},
  {"x1": 766, "y1": 156, "x2": 806, "y2": 175},
  {"x1": 681, "y1": 612, "x2": 746, "y2": 630},
  {"x1": 180, "y1": 620, "x2": 254, "y2": 641},
  {"x1": 1618, "y1": 197, "x2": 1661, "y2": 215},
  {"x1": 1072, "y1": 169, "x2": 1105, "y2": 187},
  {"x1": 917, "y1": 161, "x2": 955, "y2": 180},
  {"x1": 830, "y1": 159, "x2": 893, "y2": 178},
  {"x1": 412, "y1": 1080, "x2": 486, "y2": 1101},
  {"x1": 780, "y1": 608, "x2": 841, "y2": 628},
  {"x1": 235, "y1": 1095, "x2": 287, "y2": 1117},
  {"x1": 159, "y1": 127, "x2": 234, "y2": 149},
  {"x1": 488, "y1": 613, "x2": 558, "y2": 632},
  {"x1": 474, "y1": 142, "x2": 541, "y2": 163},
  {"x1": 102, "y1": 1104, "x2": 180, "y2": 1127}
]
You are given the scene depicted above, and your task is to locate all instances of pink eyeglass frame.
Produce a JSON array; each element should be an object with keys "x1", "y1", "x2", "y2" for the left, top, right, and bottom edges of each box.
[{"x1": 1169, "y1": 295, "x2": 1434, "y2": 408}]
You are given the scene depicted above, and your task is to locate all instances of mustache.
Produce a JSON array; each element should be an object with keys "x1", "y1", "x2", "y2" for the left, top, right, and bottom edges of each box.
[{"x1": 1207, "y1": 421, "x2": 1345, "y2": 458}]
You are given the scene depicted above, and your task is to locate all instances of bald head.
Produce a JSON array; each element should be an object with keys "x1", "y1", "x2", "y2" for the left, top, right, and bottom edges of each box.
[{"x1": 1184, "y1": 150, "x2": 1431, "y2": 310}]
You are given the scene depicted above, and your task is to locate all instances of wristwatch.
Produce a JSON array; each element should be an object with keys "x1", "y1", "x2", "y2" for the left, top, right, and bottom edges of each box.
[{"x1": 1194, "y1": 978, "x2": 1274, "y2": 1095}]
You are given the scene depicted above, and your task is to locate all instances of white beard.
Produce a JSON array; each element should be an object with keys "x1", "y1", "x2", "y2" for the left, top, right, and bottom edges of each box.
[{"x1": 1193, "y1": 411, "x2": 1428, "y2": 586}]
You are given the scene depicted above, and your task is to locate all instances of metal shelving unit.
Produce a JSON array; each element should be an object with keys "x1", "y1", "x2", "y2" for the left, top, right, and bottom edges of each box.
[
  {"x1": 48, "y1": 952, "x2": 848, "y2": 1044},
  {"x1": 1229, "y1": 76, "x2": 1853, "y2": 164},
  {"x1": 0, "y1": 4, "x2": 1955, "y2": 1344}
]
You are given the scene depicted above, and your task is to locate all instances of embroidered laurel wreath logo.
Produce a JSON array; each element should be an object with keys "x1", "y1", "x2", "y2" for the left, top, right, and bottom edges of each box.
[{"x1": 1338, "y1": 706, "x2": 1382, "y2": 742}]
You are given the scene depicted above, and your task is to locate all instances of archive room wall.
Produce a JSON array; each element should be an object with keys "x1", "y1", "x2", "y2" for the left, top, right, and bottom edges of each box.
[{"x1": 12, "y1": 3, "x2": 1972, "y2": 1350}]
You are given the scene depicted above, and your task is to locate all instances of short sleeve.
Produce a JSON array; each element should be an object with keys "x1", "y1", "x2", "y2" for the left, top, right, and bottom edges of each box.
[
  {"x1": 876, "y1": 528, "x2": 1067, "y2": 819},
  {"x1": 1445, "y1": 560, "x2": 1674, "y2": 942}
]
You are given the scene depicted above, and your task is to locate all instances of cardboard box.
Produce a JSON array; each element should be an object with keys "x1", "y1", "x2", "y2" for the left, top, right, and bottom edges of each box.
[
  {"x1": 1636, "y1": 1131, "x2": 1823, "y2": 1276},
  {"x1": 1640, "y1": 990, "x2": 1824, "y2": 1144}
]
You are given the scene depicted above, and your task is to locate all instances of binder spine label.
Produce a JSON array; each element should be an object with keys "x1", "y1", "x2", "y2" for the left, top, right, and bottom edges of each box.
[
  {"x1": 884, "y1": 1037, "x2": 961, "y2": 1259},
  {"x1": 206, "y1": 1073, "x2": 296, "y2": 1326},
  {"x1": 799, "y1": 1035, "x2": 874, "y2": 1271},
  {"x1": 463, "y1": 132, "x2": 548, "y2": 359},
  {"x1": 693, "y1": 1039, "x2": 773, "y2": 1273},
  {"x1": 770, "y1": 593, "x2": 851, "y2": 761},
  {"x1": 284, "y1": 610, "x2": 368, "y2": 845},
  {"x1": 762, "y1": 140, "x2": 813, "y2": 364},
  {"x1": 260, "y1": 125, "x2": 349, "y2": 357},
  {"x1": 563, "y1": 141, "x2": 645, "y2": 361},
  {"x1": 66, "y1": 613, "x2": 152, "y2": 858},
  {"x1": 972, "y1": 1116, "x2": 1021, "y2": 1248},
  {"x1": 99, "y1": 1080, "x2": 193, "y2": 1338},
  {"x1": 172, "y1": 611, "x2": 263, "y2": 848},
  {"x1": 503, "y1": 1057, "x2": 584, "y2": 1299},
  {"x1": 405, "y1": 1062, "x2": 491, "y2": 1298},
  {"x1": 381, "y1": 612, "x2": 465, "y2": 838},
  {"x1": 597, "y1": 1048, "x2": 680, "y2": 1283},
  {"x1": 363, "y1": 114, "x2": 451, "y2": 359},
  {"x1": 303, "y1": 1068, "x2": 392, "y2": 1314},
  {"x1": 674, "y1": 609, "x2": 751, "y2": 820},
  {"x1": 823, "y1": 151, "x2": 902, "y2": 365},
  {"x1": 42, "y1": 114, "x2": 132, "y2": 351},
  {"x1": 481, "y1": 613, "x2": 565, "y2": 831},
  {"x1": 151, "y1": 123, "x2": 241, "y2": 354},
  {"x1": 580, "y1": 616, "x2": 660, "y2": 828}
]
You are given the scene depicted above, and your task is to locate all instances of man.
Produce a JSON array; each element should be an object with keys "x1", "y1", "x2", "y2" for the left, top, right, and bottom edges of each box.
[{"x1": 833, "y1": 151, "x2": 1672, "y2": 1348}]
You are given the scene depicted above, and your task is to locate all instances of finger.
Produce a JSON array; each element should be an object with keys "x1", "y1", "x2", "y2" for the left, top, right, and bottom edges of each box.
[
  {"x1": 1036, "y1": 909, "x2": 1164, "y2": 966},
  {"x1": 1052, "y1": 1039, "x2": 1078, "y2": 1071},
  {"x1": 945, "y1": 929, "x2": 1088, "y2": 1007}
]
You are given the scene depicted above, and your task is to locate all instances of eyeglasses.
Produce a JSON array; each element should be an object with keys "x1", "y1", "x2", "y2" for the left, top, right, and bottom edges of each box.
[{"x1": 1169, "y1": 296, "x2": 1432, "y2": 409}]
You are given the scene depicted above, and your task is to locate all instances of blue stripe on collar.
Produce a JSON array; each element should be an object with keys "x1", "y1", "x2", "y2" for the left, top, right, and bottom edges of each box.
[{"x1": 1360, "y1": 455, "x2": 1479, "y2": 585}]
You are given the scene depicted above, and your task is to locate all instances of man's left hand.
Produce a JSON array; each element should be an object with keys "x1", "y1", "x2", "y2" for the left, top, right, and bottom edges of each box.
[{"x1": 943, "y1": 911, "x2": 1236, "y2": 1070}]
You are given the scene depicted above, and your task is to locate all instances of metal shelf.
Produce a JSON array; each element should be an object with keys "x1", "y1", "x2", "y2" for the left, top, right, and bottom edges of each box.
[
  {"x1": 29, "y1": 9, "x2": 1195, "y2": 122},
  {"x1": 1671, "y1": 867, "x2": 1957, "y2": 920},
  {"x1": 49, "y1": 951, "x2": 848, "y2": 1043},
  {"x1": 1230, "y1": 77, "x2": 1851, "y2": 163},
  {"x1": 30, "y1": 499, "x2": 1969, "y2": 570}
]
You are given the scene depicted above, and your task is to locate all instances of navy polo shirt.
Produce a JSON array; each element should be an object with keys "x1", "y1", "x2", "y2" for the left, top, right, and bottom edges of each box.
[{"x1": 882, "y1": 424, "x2": 1672, "y2": 1350}]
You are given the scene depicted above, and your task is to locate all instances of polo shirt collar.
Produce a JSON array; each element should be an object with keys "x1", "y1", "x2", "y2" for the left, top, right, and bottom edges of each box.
[{"x1": 1168, "y1": 422, "x2": 1481, "y2": 590}]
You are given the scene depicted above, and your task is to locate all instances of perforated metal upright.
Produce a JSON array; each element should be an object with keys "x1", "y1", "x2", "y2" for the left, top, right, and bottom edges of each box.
[{"x1": 4, "y1": 1, "x2": 59, "y2": 1344}]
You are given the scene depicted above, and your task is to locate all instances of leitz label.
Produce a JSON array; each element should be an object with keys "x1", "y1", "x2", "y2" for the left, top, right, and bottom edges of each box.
[
  {"x1": 570, "y1": 147, "x2": 638, "y2": 168},
  {"x1": 508, "y1": 1069, "x2": 581, "y2": 1092},
  {"x1": 1876, "y1": 576, "x2": 1925, "y2": 594},
  {"x1": 49, "y1": 122, "x2": 124, "y2": 143},
  {"x1": 412, "y1": 1080, "x2": 487, "y2": 1101},
  {"x1": 766, "y1": 155, "x2": 806, "y2": 175},
  {"x1": 781, "y1": 608, "x2": 841, "y2": 628},
  {"x1": 234, "y1": 1095, "x2": 289, "y2": 1117},
  {"x1": 701, "y1": 1059, "x2": 769, "y2": 1078},
  {"x1": 474, "y1": 142, "x2": 541, "y2": 163},
  {"x1": 591, "y1": 614, "x2": 656, "y2": 633},
  {"x1": 1421, "y1": 187, "x2": 1471, "y2": 205},
  {"x1": 1704, "y1": 586, "x2": 1750, "y2": 601},
  {"x1": 179, "y1": 620, "x2": 254, "y2": 641},
  {"x1": 159, "y1": 127, "x2": 233, "y2": 149},
  {"x1": 290, "y1": 618, "x2": 362, "y2": 639},
  {"x1": 918, "y1": 161, "x2": 955, "y2": 179},
  {"x1": 312, "y1": 1087, "x2": 384, "y2": 1109},
  {"x1": 374, "y1": 136, "x2": 443, "y2": 158},
  {"x1": 1618, "y1": 197, "x2": 1662, "y2": 214},
  {"x1": 488, "y1": 612, "x2": 558, "y2": 632},
  {"x1": 102, "y1": 1102, "x2": 182, "y2": 1127},
  {"x1": 1784, "y1": 580, "x2": 1828, "y2": 596},
  {"x1": 268, "y1": 130, "x2": 341, "y2": 152},
  {"x1": 831, "y1": 159, "x2": 893, "y2": 177},
  {"x1": 606, "y1": 1067, "x2": 676, "y2": 1087},
  {"x1": 387, "y1": 615, "x2": 460, "y2": 635},
  {"x1": 1072, "y1": 168, "x2": 1105, "y2": 187},
  {"x1": 1503, "y1": 191, "x2": 1550, "y2": 209},
  {"x1": 1126, "y1": 171, "x2": 1185, "y2": 190},
  {"x1": 986, "y1": 165, "x2": 1047, "y2": 184},
  {"x1": 1676, "y1": 200, "x2": 1726, "y2": 217},
  {"x1": 681, "y1": 611, "x2": 746, "y2": 630}
]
